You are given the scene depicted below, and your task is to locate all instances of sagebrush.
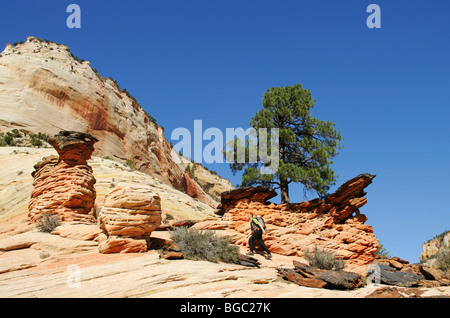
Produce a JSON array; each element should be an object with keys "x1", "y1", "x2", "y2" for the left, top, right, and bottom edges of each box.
[
  {"x1": 304, "y1": 245, "x2": 345, "y2": 270},
  {"x1": 36, "y1": 213, "x2": 61, "y2": 233},
  {"x1": 169, "y1": 226, "x2": 240, "y2": 263}
]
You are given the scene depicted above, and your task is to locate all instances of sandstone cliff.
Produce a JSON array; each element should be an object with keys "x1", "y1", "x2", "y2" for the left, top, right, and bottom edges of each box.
[
  {"x1": 0, "y1": 37, "x2": 230, "y2": 206},
  {"x1": 420, "y1": 231, "x2": 450, "y2": 264}
]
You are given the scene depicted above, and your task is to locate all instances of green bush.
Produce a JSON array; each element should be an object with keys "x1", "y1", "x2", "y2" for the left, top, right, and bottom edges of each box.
[
  {"x1": 36, "y1": 213, "x2": 61, "y2": 233},
  {"x1": 30, "y1": 135, "x2": 43, "y2": 147},
  {"x1": 304, "y1": 245, "x2": 345, "y2": 270},
  {"x1": 169, "y1": 226, "x2": 240, "y2": 263},
  {"x1": 375, "y1": 241, "x2": 392, "y2": 258},
  {"x1": 11, "y1": 129, "x2": 21, "y2": 138},
  {"x1": 3, "y1": 134, "x2": 15, "y2": 146},
  {"x1": 125, "y1": 159, "x2": 136, "y2": 171},
  {"x1": 37, "y1": 132, "x2": 50, "y2": 142}
]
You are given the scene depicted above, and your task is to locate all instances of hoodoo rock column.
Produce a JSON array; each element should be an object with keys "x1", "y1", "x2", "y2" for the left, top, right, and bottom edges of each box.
[{"x1": 28, "y1": 131, "x2": 98, "y2": 223}]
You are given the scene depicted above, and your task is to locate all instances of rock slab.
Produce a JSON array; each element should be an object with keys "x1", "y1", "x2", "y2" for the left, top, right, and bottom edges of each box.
[{"x1": 278, "y1": 261, "x2": 364, "y2": 290}]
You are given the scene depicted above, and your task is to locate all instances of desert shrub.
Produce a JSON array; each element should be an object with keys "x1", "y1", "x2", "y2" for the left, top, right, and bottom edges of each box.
[
  {"x1": 11, "y1": 129, "x2": 21, "y2": 138},
  {"x1": 375, "y1": 242, "x2": 392, "y2": 258},
  {"x1": 125, "y1": 159, "x2": 136, "y2": 171},
  {"x1": 3, "y1": 134, "x2": 15, "y2": 146},
  {"x1": 36, "y1": 213, "x2": 61, "y2": 233},
  {"x1": 185, "y1": 164, "x2": 196, "y2": 179},
  {"x1": 39, "y1": 251, "x2": 51, "y2": 259},
  {"x1": 163, "y1": 213, "x2": 174, "y2": 224},
  {"x1": 304, "y1": 245, "x2": 345, "y2": 270},
  {"x1": 169, "y1": 226, "x2": 240, "y2": 263},
  {"x1": 37, "y1": 132, "x2": 50, "y2": 142},
  {"x1": 435, "y1": 243, "x2": 450, "y2": 272},
  {"x1": 30, "y1": 135, "x2": 43, "y2": 147},
  {"x1": 424, "y1": 230, "x2": 450, "y2": 244},
  {"x1": 144, "y1": 110, "x2": 158, "y2": 125}
]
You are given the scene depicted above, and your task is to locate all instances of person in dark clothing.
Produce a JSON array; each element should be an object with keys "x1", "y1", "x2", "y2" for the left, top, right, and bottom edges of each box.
[{"x1": 246, "y1": 212, "x2": 272, "y2": 259}]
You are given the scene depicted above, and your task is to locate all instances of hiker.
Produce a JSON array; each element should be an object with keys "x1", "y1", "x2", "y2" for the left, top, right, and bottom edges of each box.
[{"x1": 246, "y1": 212, "x2": 272, "y2": 259}]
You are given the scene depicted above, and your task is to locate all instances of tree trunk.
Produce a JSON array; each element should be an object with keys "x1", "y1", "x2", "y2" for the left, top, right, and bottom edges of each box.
[
  {"x1": 280, "y1": 177, "x2": 290, "y2": 204},
  {"x1": 279, "y1": 144, "x2": 290, "y2": 204}
]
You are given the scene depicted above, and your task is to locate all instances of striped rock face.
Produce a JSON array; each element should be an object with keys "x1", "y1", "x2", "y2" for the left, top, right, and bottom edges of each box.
[
  {"x1": 98, "y1": 182, "x2": 162, "y2": 254},
  {"x1": 0, "y1": 37, "x2": 227, "y2": 208},
  {"x1": 28, "y1": 131, "x2": 98, "y2": 223},
  {"x1": 197, "y1": 174, "x2": 380, "y2": 269}
]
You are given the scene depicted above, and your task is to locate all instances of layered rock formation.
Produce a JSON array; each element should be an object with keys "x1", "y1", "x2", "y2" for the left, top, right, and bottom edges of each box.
[
  {"x1": 420, "y1": 231, "x2": 450, "y2": 263},
  {"x1": 98, "y1": 182, "x2": 162, "y2": 253},
  {"x1": 198, "y1": 174, "x2": 380, "y2": 268},
  {"x1": 216, "y1": 186, "x2": 277, "y2": 214},
  {"x1": 182, "y1": 170, "x2": 217, "y2": 208},
  {"x1": 0, "y1": 37, "x2": 228, "y2": 206},
  {"x1": 181, "y1": 159, "x2": 235, "y2": 201},
  {"x1": 28, "y1": 131, "x2": 98, "y2": 223}
]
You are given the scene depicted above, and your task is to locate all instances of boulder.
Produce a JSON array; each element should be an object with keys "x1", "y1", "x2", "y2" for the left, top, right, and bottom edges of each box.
[
  {"x1": 278, "y1": 268, "x2": 327, "y2": 288},
  {"x1": 51, "y1": 222, "x2": 103, "y2": 241},
  {"x1": 365, "y1": 287, "x2": 405, "y2": 298},
  {"x1": 162, "y1": 252, "x2": 184, "y2": 260},
  {"x1": 98, "y1": 182, "x2": 162, "y2": 253},
  {"x1": 98, "y1": 237, "x2": 147, "y2": 254},
  {"x1": 377, "y1": 264, "x2": 424, "y2": 287},
  {"x1": 315, "y1": 270, "x2": 364, "y2": 290},
  {"x1": 279, "y1": 261, "x2": 363, "y2": 290},
  {"x1": 235, "y1": 254, "x2": 261, "y2": 268},
  {"x1": 148, "y1": 237, "x2": 180, "y2": 252},
  {"x1": 420, "y1": 266, "x2": 443, "y2": 281}
]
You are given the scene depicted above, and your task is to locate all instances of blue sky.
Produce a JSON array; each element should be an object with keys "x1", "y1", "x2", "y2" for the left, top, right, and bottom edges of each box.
[{"x1": 1, "y1": 0, "x2": 449, "y2": 262}]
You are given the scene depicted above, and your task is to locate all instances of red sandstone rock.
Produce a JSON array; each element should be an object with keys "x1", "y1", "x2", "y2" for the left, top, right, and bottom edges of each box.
[
  {"x1": 98, "y1": 237, "x2": 147, "y2": 254},
  {"x1": 163, "y1": 252, "x2": 184, "y2": 260},
  {"x1": 198, "y1": 174, "x2": 380, "y2": 268},
  {"x1": 28, "y1": 131, "x2": 98, "y2": 223},
  {"x1": 0, "y1": 38, "x2": 231, "y2": 208},
  {"x1": 182, "y1": 171, "x2": 217, "y2": 208},
  {"x1": 216, "y1": 186, "x2": 277, "y2": 214},
  {"x1": 98, "y1": 182, "x2": 162, "y2": 253},
  {"x1": 278, "y1": 268, "x2": 327, "y2": 288}
]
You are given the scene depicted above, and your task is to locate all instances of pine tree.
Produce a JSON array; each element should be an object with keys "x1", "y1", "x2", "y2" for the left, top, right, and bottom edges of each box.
[{"x1": 229, "y1": 83, "x2": 343, "y2": 203}]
